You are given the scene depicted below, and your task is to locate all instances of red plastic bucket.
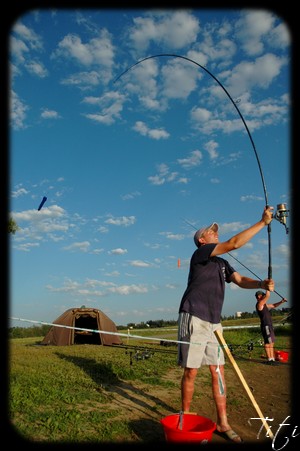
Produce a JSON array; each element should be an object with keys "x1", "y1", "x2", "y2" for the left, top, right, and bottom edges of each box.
[
  {"x1": 161, "y1": 413, "x2": 216, "y2": 443},
  {"x1": 275, "y1": 350, "x2": 289, "y2": 363}
]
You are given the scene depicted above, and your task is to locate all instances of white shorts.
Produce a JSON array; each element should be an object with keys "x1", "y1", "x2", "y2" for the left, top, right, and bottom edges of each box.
[{"x1": 177, "y1": 312, "x2": 225, "y2": 368}]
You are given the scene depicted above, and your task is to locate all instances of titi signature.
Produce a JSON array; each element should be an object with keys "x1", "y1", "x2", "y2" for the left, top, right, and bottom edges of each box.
[{"x1": 250, "y1": 416, "x2": 299, "y2": 449}]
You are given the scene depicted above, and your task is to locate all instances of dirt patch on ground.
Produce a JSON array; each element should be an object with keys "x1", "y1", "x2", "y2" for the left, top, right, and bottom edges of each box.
[{"x1": 101, "y1": 356, "x2": 293, "y2": 446}]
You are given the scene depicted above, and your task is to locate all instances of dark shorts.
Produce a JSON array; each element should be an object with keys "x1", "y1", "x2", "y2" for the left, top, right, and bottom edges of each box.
[
  {"x1": 177, "y1": 312, "x2": 224, "y2": 368},
  {"x1": 261, "y1": 324, "x2": 275, "y2": 344}
]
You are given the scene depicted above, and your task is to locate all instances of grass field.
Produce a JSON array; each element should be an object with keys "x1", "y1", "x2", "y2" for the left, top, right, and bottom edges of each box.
[{"x1": 8, "y1": 320, "x2": 292, "y2": 443}]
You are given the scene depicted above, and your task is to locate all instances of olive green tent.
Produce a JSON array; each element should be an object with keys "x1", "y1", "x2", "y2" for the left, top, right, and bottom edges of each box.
[{"x1": 41, "y1": 307, "x2": 122, "y2": 346}]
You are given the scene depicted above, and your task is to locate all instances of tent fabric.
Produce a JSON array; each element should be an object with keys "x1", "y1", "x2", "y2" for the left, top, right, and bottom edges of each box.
[{"x1": 41, "y1": 307, "x2": 122, "y2": 346}]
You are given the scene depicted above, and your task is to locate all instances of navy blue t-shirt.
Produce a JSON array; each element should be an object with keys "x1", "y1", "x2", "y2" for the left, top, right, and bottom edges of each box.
[
  {"x1": 256, "y1": 303, "x2": 272, "y2": 326},
  {"x1": 179, "y1": 243, "x2": 236, "y2": 323}
]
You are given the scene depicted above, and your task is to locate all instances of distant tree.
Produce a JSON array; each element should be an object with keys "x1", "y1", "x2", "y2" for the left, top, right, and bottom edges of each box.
[
  {"x1": 9, "y1": 325, "x2": 51, "y2": 339},
  {"x1": 8, "y1": 217, "x2": 20, "y2": 234}
]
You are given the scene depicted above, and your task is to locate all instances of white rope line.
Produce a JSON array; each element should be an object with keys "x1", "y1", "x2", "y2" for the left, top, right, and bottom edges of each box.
[
  {"x1": 9, "y1": 316, "x2": 219, "y2": 347},
  {"x1": 10, "y1": 316, "x2": 289, "y2": 348}
]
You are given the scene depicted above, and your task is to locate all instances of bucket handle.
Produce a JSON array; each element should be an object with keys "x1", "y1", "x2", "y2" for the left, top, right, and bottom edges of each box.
[
  {"x1": 178, "y1": 411, "x2": 197, "y2": 430},
  {"x1": 178, "y1": 411, "x2": 183, "y2": 430}
]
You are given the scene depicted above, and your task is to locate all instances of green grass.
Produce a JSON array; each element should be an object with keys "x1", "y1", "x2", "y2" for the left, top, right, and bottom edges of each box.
[
  {"x1": 8, "y1": 321, "x2": 291, "y2": 443},
  {"x1": 9, "y1": 337, "x2": 179, "y2": 442}
]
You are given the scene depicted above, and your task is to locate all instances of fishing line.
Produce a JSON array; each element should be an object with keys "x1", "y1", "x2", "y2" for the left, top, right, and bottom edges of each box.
[
  {"x1": 114, "y1": 53, "x2": 272, "y2": 277},
  {"x1": 226, "y1": 252, "x2": 286, "y2": 300},
  {"x1": 181, "y1": 216, "x2": 286, "y2": 300}
]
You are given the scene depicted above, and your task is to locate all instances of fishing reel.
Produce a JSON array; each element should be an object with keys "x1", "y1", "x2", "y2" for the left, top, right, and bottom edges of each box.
[{"x1": 274, "y1": 203, "x2": 289, "y2": 234}]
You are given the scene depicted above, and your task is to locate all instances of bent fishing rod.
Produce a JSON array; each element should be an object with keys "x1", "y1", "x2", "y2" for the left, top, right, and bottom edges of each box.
[{"x1": 114, "y1": 54, "x2": 289, "y2": 278}]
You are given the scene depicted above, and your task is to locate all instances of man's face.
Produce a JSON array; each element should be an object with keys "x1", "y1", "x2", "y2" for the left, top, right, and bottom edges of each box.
[{"x1": 200, "y1": 229, "x2": 219, "y2": 245}]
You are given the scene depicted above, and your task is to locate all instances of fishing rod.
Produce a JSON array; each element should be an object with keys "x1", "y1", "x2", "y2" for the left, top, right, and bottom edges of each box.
[
  {"x1": 114, "y1": 53, "x2": 290, "y2": 279},
  {"x1": 111, "y1": 343, "x2": 177, "y2": 355},
  {"x1": 226, "y1": 253, "x2": 286, "y2": 300},
  {"x1": 181, "y1": 217, "x2": 286, "y2": 300}
]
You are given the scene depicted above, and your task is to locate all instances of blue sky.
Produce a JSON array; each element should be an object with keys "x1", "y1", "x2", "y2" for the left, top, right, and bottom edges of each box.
[{"x1": 9, "y1": 8, "x2": 291, "y2": 328}]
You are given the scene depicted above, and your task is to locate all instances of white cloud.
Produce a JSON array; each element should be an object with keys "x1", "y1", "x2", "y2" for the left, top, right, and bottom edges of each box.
[
  {"x1": 204, "y1": 140, "x2": 219, "y2": 160},
  {"x1": 11, "y1": 187, "x2": 29, "y2": 198},
  {"x1": 10, "y1": 90, "x2": 28, "y2": 130},
  {"x1": 132, "y1": 121, "x2": 170, "y2": 139},
  {"x1": 128, "y1": 11, "x2": 200, "y2": 52},
  {"x1": 25, "y1": 60, "x2": 48, "y2": 77},
  {"x1": 109, "y1": 248, "x2": 128, "y2": 255},
  {"x1": 83, "y1": 91, "x2": 127, "y2": 124},
  {"x1": 177, "y1": 149, "x2": 203, "y2": 168},
  {"x1": 105, "y1": 216, "x2": 136, "y2": 227},
  {"x1": 13, "y1": 21, "x2": 44, "y2": 51},
  {"x1": 129, "y1": 260, "x2": 151, "y2": 268},
  {"x1": 63, "y1": 241, "x2": 90, "y2": 252},
  {"x1": 52, "y1": 29, "x2": 115, "y2": 71},
  {"x1": 41, "y1": 108, "x2": 60, "y2": 119},
  {"x1": 12, "y1": 205, "x2": 66, "y2": 222}
]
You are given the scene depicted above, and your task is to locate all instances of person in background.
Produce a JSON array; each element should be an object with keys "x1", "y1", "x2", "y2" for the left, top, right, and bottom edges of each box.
[
  {"x1": 255, "y1": 290, "x2": 287, "y2": 365},
  {"x1": 177, "y1": 206, "x2": 274, "y2": 443}
]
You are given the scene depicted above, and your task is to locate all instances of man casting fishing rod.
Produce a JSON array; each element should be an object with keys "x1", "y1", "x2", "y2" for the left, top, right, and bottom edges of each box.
[
  {"x1": 177, "y1": 206, "x2": 274, "y2": 443},
  {"x1": 255, "y1": 290, "x2": 287, "y2": 365}
]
